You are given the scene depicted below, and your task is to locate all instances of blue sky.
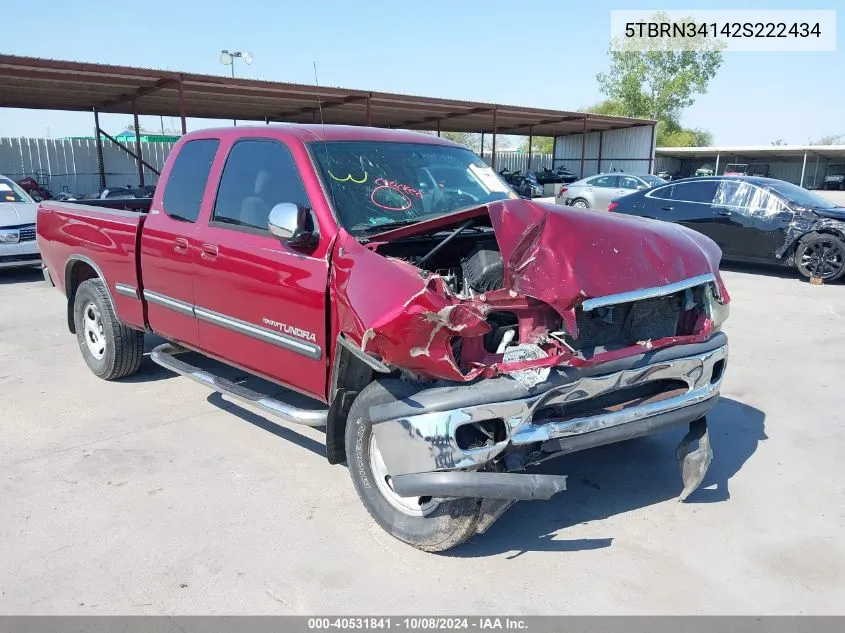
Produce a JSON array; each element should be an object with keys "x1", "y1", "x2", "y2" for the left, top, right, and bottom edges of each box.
[{"x1": 1, "y1": 0, "x2": 842, "y2": 144}]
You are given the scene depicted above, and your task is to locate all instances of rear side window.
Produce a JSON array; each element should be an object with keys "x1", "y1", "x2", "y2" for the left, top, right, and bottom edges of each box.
[
  {"x1": 162, "y1": 139, "x2": 220, "y2": 222},
  {"x1": 589, "y1": 175, "x2": 618, "y2": 188},
  {"x1": 212, "y1": 140, "x2": 309, "y2": 231},
  {"x1": 671, "y1": 180, "x2": 718, "y2": 204},
  {"x1": 619, "y1": 176, "x2": 643, "y2": 190}
]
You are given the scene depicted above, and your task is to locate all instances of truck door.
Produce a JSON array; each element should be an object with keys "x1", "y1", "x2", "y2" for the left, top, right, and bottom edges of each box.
[
  {"x1": 140, "y1": 138, "x2": 221, "y2": 347},
  {"x1": 191, "y1": 138, "x2": 330, "y2": 400}
]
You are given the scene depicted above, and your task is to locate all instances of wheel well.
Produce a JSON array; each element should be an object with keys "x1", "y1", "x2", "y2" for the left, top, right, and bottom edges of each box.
[
  {"x1": 65, "y1": 260, "x2": 99, "y2": 333},
  {"x1": 325, "y1": 341, "x2": 382, "y2": 465}
]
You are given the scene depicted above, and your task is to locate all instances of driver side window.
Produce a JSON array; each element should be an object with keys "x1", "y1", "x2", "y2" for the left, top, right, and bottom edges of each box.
[{"x1": 212, "y1": 140, "x2": 310, "y2": 232}]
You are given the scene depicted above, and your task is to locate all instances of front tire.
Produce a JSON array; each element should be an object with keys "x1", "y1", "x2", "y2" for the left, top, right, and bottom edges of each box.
[
  {"x1": 571, "y1": 198, "x2": 589, "y2": 209},
  {"x1": 73, "y1": 279, "x2": 144, "y2": 380},
  {"x1": 794, "y1": 233, "x2": 845, "y2": 281},
  {"x1": 345, "y1": 379, "x2": 482, "y2": 552}
]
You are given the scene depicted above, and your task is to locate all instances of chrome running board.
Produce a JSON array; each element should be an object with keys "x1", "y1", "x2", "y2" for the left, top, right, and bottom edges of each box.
[{"x1": 150, "y1": 342, "x2": 328, "y2": 427}]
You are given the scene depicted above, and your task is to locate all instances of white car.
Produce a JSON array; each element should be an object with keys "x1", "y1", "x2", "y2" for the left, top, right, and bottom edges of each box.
[{"x1": 0, "y1": 175, "x2": 41, "y2": 269}]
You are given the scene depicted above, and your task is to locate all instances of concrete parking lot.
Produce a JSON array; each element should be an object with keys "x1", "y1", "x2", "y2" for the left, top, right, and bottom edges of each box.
[{"x1": 1, "y1": 264, "x2": 843, "y2": 614}]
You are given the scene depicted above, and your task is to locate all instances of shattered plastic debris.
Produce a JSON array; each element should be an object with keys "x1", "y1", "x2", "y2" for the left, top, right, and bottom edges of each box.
[{"x1": 502, "y1": 343, "x2": 551, "y2": 388}]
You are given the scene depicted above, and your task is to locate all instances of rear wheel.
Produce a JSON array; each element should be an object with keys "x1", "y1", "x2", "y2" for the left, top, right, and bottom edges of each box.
[
  {"x1": 571, "y1": 198, "x2": 589, "y2": 209},
  {"x1": 794, "y1": 234, "x2": 845, "y2": 281},
  {"x1": 73, "y1": 279, "x2": 144, "y2": 380},
  {"x1": 345, "y1": 379, "x2": 482, "y2": 552}
]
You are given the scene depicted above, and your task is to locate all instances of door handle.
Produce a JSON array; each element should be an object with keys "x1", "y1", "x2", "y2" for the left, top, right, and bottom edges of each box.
[
  {"x1": 173, "y1": 237, "x2": 189, "y2": 254},
  {"x1": 200, "y1": 243, "x2": 219, "y2": 261},
  {"x1": 716, "y1": 209, "x2": 732, "y2": 216},
  {"x1": 661, "y1": 206, "x2": 673, "y2": 211}
]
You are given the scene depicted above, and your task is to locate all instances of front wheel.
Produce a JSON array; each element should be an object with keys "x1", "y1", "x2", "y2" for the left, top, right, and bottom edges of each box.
[
  {"x1": 794, "y1": 234, "x2": 845, "y2": 281},
  {"x1": 571, "y1": 198, "x2": 589, "y2": 209},
  {"x1": 795, "y1": 233, "x2": 845, "y2": 281},
  {"x1": 73, "y1": 279, "x2": 144, "y2": 380},
  {"x1": 345, "y1": 379, "x2": 482, "y2": 552}
]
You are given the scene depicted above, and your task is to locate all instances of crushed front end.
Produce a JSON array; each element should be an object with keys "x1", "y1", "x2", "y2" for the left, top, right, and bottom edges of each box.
[{"x1": 332, "y1": 199, "x2": 730, "y2": 502}]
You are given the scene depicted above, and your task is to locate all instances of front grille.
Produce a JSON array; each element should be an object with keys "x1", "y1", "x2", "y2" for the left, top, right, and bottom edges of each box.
[
  {"x1": 0, "y1": 254, "x2": 41, "y2": 263},
  {"x1": 19, "y1": 226, "x2": 36, "y2": 242},
  {"x1": 570, "y1": 287, "x2": 706, "y2": 355}
]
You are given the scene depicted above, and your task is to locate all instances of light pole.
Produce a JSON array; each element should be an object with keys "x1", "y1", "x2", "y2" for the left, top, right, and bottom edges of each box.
[{"x1": 220, "y1": 50, "x2": 254, "y2": 126}]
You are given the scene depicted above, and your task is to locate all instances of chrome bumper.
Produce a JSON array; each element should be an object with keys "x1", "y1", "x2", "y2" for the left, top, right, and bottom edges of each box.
[{"x1": 371, "y1": 341, "x2": 728, "y2": 477}]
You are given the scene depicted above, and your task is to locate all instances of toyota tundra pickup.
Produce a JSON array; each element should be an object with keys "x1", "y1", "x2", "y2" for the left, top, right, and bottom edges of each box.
[{"x1": 37, "y1": 125, "x2": 730, "y2": 552}]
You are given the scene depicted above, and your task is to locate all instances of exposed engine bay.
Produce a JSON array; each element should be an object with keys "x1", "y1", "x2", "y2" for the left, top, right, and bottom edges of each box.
[{"x1": 367, "y1": 215, "x2": 721, "y2": 385}]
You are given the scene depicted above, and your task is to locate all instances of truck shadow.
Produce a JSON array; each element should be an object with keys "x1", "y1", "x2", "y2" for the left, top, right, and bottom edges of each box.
[
  {"x1": 120, "y1": 335, "x2": 179, "y2": 383},
  {"x1": 450, "y1": 397, "x2": 766, "y2": 558},
  {"x1": 0, "y1": 267, "x2": 43, "y2": 285},
  {"x1": 205, "y1": 392, "x2": 326, "y2": 456},
  {"x1": 719, "y1": 261, "x2": 834, "y2": 283}
]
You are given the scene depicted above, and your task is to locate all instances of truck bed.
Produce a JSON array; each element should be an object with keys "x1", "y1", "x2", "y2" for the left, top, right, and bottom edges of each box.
[{"x1": 37, "y1": 201, "x2": 148, "y2": 330}]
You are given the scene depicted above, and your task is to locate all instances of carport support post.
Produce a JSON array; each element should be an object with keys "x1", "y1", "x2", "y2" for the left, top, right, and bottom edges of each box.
[
  {"x1": 366, "y1": 94, "x2": 372, "y2": 126},
  {"x1": 597, "y1": 130, "x2": 604, "y2": 173},
  {"x1": 93, "y1": 109, "x2": 106, "y2": 191},
  {"x1": 579, "y1": 115, "x2": 587, "y2": 178},
  {"x1": 527, "y1": 126, "x2": 533, "y2": 172},
  {"x1": 132, "y1": 100, "x2": 145, "y2": 188},
  {"x1": 647, "y1": 123, "x2": 655, "y2": 174},
  {"x1": 480, "y1": 131, "x2": 485, "y2": 161},
  {"x1": 715, "y1": 152, "x2": 720, "y2": 176},
  {"x1": 491, "y1": 108, "x2": 498, "y2": 169},
  {"x1": 178, "y1": 75, "x2": 187, "y2": 135},
  {"x1": 800, "y1": 150, "x2": 808, "y2": 187},
  {"x1": 813, "y1": 153, "x2": 820, "y2": 188},
  {"x1": 436, "y1": 120, "x2": 440, "y2": 137}
]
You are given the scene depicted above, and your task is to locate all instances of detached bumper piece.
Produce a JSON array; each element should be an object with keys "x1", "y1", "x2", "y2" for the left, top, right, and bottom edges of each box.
[
  {"x1": 391, "y1": 472, "x2": 567, "y2": 501},
  {"x1": 676, "y1": 417, "x2": 713, "y2": 501}
]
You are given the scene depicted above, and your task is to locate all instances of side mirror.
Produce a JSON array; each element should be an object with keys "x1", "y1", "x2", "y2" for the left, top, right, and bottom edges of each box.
[{"x1": 268, "y1": 203, "x2": 319, "y2": 251}]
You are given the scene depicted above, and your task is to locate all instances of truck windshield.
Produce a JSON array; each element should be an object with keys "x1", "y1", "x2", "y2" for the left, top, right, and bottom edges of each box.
[
  {"x1": 0, "y1": 178, "x2": 34, "y2": 203},
  {"x1": 309, "y1": 141, "x2": 516, "y2": 233}
]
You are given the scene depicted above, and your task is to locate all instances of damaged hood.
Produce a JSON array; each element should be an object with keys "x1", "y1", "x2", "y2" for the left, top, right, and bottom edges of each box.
[
  {"x1": 487, "y1": 199, "x2": 724, "y2": 313},
  {"x1": 809, "y1": 206, "x2": 845, "y2": 221}
]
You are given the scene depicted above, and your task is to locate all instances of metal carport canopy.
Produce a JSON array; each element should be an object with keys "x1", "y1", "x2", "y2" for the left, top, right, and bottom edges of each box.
[
  {"x1": 0, "y1": 54, "x2": 653, "y2": 136},
  {"x1": 656, "y1": 145, "x2": 845, "y2": 160}
]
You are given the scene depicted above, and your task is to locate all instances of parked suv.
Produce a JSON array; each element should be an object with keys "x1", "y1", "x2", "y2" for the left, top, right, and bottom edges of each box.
[{"x1": 0, "y1": 174, "x2": 40, "y2": 269}]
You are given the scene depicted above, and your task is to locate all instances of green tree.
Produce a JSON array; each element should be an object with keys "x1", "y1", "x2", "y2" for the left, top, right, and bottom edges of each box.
[
  {"x1": 812, "y1": 134, "x2": 844, "y2": 145},
  {"x1": 597, "y1": 11, "x2": 725, "y2": 122},
  {"x1": 518, "y1": 136, "x2": 554, "y2": 154},
  {"x1": 585, "y1": 99, "x2": 709, "y2": 147}
]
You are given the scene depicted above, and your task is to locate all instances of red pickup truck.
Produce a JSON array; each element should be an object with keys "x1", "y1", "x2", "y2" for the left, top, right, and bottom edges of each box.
[{"x1": 37, "y1": 125, "x2": 730, "y2": 552}]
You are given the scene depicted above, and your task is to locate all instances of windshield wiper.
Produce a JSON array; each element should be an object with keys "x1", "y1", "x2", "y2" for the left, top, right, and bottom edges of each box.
[{"x1": 351, "y1": 218, "x2": 424, "y2": 234}]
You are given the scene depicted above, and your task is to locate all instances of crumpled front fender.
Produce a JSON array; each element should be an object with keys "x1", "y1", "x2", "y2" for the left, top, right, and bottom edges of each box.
[{"x1": 330, "y1": 234, "x2": 491, "y2": 381}]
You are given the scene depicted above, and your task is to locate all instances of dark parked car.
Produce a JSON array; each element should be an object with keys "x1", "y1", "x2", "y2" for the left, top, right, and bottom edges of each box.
[{"x1": 609, "y1": 176, "x2": 845, "y2": 281}]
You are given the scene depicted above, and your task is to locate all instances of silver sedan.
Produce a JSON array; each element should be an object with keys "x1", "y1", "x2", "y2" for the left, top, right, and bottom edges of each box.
[{"x1": 555, "y1": 173, "x2": 666, "y2": 210}]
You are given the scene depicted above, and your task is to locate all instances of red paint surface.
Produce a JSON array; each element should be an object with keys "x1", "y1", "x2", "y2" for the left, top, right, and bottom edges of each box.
[{"x1": 38, "y1": 124, "x2": 729, "y2": 401}]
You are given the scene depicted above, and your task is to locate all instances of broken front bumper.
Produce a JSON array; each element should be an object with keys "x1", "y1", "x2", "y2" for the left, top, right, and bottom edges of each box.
[{"x1": 370, "y1": 332, "x2": 728, "y2": 489}]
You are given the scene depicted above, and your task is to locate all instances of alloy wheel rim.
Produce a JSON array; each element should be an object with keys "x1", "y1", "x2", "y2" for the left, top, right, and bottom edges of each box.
[
  {"x1": 368, "y1": 434, "x2": 439, "y2": 517},
  {"x1": 82, "y1": 301, "x2": 107, "y2": 359},
  {"x1": 802, "y1": 241, "x2": 844, "y2": 279}
]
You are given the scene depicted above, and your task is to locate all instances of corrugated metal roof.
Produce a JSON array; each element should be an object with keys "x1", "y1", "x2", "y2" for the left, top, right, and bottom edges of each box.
[
  {"x1": 657, "y1": 145, "x2": 845, "y2": 159},
  {"x1": 0, "y1": 54, "x2": 655, "y2": 137}
]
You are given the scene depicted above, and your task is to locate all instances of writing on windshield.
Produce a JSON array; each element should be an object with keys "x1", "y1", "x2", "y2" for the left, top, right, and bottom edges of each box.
[{"x1": 310, "y1": 140, "x2": 515, "y2": 232}]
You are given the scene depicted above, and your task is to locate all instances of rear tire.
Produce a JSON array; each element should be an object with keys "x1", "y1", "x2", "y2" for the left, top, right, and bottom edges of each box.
[
  {"x1": 571, "y1": 198, "x2": 589, "y2": 209},
  {"x1": 794, "y1": 233, "x2": 845, "y2": 281},
  {"x1": 73, "y1": 279, "x2": 144, "y2": 380},
  {"x1": 345, "y1": 379, "x2": 482, "y2": 552}
]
